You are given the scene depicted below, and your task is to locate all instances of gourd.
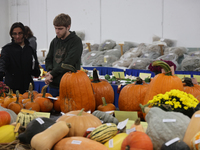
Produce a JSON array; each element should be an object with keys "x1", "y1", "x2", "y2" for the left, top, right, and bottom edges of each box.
[
  {"x1": 0, "y1": 106, "x2": 17, "y2": 124},
  {"x1": 31, "y1": 121, "x2": 71, "y2": 150},
  {"x1": 7, "y1": 90, "x2": 23, "y2": 114},
  {"x1": 121, "y1": 131, "x2": 153, "y2": 150},
  {"x1": 34, "y1": 85, "x2": 53, "y2": 112},
  {"x1": 0, "y1": 125, "x2": 18, "y2": 143},
  {"x1": 0, "y1": 111, "x2": 11, "y2": 127},
  {"x1": 91, "y1": 68, "x2": 114, "y2": 108},
  {"x1": 54, "y1": 136, "x2": 109, "y2": 150},
  {"x1": 183, "y1": 110, "x2": 200, "y2": 149},
  {"x1": 130, "y1": 118, "x2": 145, "y2": 132},
  {"x1": 143, "y1": 60, "x2": 183, "y2": 106},
  {"x1": 89, "y1": 123, "x2": 118, "y2": 144},
  {"x1": 118, "y1": 77, "x2": 149, "y2": 119},
  {"x1": 35, "y1": 85, "x2": 52, "y2": 98},
  {"x1": 104, "y1": 133, "x2": 128, "y2": 150},
  {"x1": 56, "y1": 108, "x2": 102, "y2": 137},
  {"x1": 97, "y1": 97, "x2": 116, "y2": 111},
  {"x1": 59, "y1": 64, "x2": 96, "y2": 113},
  {"x1": 140, "y1": 105, "x2": 190, "y2": 150},
  {"x1": 191, "y1": 131, "x2": 200, "y2": 150},
  {"x1": 161, "y1": 140, "x2": 190, "y2": 150},
  {"x1": 17, "y1": 117, "x2": 56, "y2": 144},
  {"x1": 92, "y1": 110, "x2": 119, "y2": 125}
]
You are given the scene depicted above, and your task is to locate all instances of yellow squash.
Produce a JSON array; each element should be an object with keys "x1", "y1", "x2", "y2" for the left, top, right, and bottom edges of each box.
[
  {"x1": 104, "y1": 133, "x2": 128, "y2": 150},
  {"x1": 0, "y1": 125, "x2": 18, "y2": 143}
]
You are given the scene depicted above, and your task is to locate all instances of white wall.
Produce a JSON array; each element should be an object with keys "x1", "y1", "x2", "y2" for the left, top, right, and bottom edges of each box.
[{"x1": 0, "y1": 0, "x2": 200, "y2": 57}]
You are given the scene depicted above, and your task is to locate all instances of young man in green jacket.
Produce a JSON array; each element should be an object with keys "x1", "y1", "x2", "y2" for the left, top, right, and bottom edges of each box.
[{"x1": 45, "y1": 13, "x2": 83, "y2": 97}]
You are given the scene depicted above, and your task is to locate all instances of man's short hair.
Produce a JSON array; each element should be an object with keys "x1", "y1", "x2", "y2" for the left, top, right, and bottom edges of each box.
[
  {"x1": 53, "y1": 13, "x2": 71, "y2": 28},
  {"x1": 9, "y1": 22, "x2": 25, "y2": 38}
]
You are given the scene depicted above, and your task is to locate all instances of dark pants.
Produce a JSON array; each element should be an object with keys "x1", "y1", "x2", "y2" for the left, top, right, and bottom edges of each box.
[{"x1": 49, "y1": 87, "x2": 59, "y2": 97}]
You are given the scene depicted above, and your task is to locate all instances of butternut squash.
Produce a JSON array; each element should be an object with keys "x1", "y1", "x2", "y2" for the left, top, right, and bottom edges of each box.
[
  {"x1": 183, "y1": 110, "x2": 200, "y2": 149},
  {"x1": 31, "y1": 121, "x2": 71, "y2": 150}
]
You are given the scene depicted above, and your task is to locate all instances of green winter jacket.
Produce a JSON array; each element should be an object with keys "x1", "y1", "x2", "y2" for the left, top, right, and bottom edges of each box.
[{"x1": 45, "y1": 31, "x2": 83, "y2": 88}]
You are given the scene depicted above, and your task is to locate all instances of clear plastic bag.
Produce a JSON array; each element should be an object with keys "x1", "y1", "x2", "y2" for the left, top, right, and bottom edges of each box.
[
  {"x1": 164, "y1": 47, "x2": 188, "y2": 57},
  {"x1": 98, "y1": 39, "x2": 116, "y2": 51},
  {"x1": 128, "y1": 58, "x2": 154, "y2": 70},
  {"x1": 181, "y1": 55, "x2": 200, "y2": 71},
  {"x1": 81, "y1": 51, "x2": 105, "y2": 66}
]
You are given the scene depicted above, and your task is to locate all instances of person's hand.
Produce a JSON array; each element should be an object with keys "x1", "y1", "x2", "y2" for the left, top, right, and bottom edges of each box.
[
  {"x1": 45, "y1": 73, "x2": 53, "y2": 85},
  {"x1": 46, "y1": 71, "x2": 51, "y2": 77}
]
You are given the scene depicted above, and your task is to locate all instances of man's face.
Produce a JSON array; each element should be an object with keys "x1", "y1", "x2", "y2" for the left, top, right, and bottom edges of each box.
[
  {"x1": 12, "y1": 27, "x2": 24, "y2": 45},
  {"x1": 54, "y1": 26, "x2": 68, "y2": 39}
]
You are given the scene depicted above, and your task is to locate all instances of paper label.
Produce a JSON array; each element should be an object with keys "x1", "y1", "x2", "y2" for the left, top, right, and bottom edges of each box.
[
  {"x1": 163, "y1": 119, "x2": 176, "y2": 122},
  {"x1": 71, "y1": 140, "x2": 82, "y2": 145},
  {"x1": 165, "y1": 137, "x2": 180, "y2": 146},
  {"x1": 106, "y1": 42, "x2": 110, "y2": 44},
  {"x1": 35, "y1": 112, "x2": 50, "y2": 118},
  {"x1": 60, "y1": 112, "x2": 65, "y2": 115},
  {"x1": 91, "y1": 53, "x2": 96, "y2": 56},
  {"x1": 86, "y1": 127, "x2": 95, "y2": 131},
  {"x1": 67, "y1": 114, "x2": 76, "y2": 116},
  {"x1": 136, "y1": 60, "x2": 141, "y2": 62},
  {"x1": 106, "y1": 123, "x2": 112, "y2": 126},
  {"x1": 117, "y1": 118, "x2": 129, "y2": 130},
  {"x1": 100, "y1": 120, "x2": 104, "y2": 123},
  {"x1": 109, "y1": 139, "x2": 114, "y2": 148},
  {"x1": 87, "y1": 110, "x2": 91, "y2": 114},
  {"x1": 195, "y1": 139, "x2": 200, "y2": 144},
  {"x1": 36, "y1": 118, "x2": 45, "y2": 124},
  {"x1": 47, "y1": 96, "x2": 58, "y2": 100},
  {"x1": 104, "y1": 57, "x2": 107, "y2": 63},
  {"x1": 195, "y1": 114, "x2": 200, "y2": 117},
  {"x1": 126, "y1": 127, "x2": 136, "y2": 134},
  {"x1": 105, "y1": 111, "x2": 114, "y2": 114}
]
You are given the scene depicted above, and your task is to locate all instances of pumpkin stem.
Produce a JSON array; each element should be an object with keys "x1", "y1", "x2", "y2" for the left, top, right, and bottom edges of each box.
[
  {"x1": 15, "y1": 90, "x2": 20, "y2": 104},
  {"x1": 61, "y1": 63, "x2": 77, "y2": 73},
  {"x1": 152, "y1": 60, "x2": 172, "y2": 76},
  {"x1": 134, "y1": 118, "x2": 141, "y2": 125},
  {"x1": 135, "y1": 77, "x2": 143, "y2": 84},
  {"x1": 92, "y1": 68, "x2": 100, "y2": 83},
  {"x1": 77, "y1": 108, "x2": 85, "y2": 116},
  {"x1": 6, "y1": 87, "x2": 13, "y2": 98},
  {"x1": 102, "y1": 97, "x2": 107, "y2": 106},
  {"x1": 66, "y1": 123, "x2": 71, "y2": 128},
  {"x1": 30, "y1": 91, "x2": 34, "y2": 102},
  {"x1": 125, "y1": 145, "x2": 130, "y2": 150},
  {"x1": 139, "y1": 103, "x2": 150, "y2": 113},
  {"x1": 182, "y1": 77, "x2": 194, "y2": 87},
  {"x1": 42, "y1": 85, "x2": 48, "y2": 98}
]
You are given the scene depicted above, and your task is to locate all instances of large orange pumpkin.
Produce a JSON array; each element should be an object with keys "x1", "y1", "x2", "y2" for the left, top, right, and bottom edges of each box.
[
  {"x1": 59, "y1": 64, "x2": 96, "y2": 113},
  {"x1": 121, "y1": 131, "x2": 153, "y2": 150},
  {"x1": 118, "y1": 77, "x2": 149, "y2": 119},
  {"x1": 143, "y1": 60, "x2": 183, "y2": 105},
  {"x1": 56, "y1": 108, "x2": 102, "y2": 137},
  {"x1": 91, "y1": 68, "x2": 114, "y2": 108},
  {"x1": 182, "y1": 77, "x2": 200, "y2": 100}
]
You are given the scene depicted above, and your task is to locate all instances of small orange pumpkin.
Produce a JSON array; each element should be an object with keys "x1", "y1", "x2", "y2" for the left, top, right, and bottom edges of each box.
[
  {"x1": 25, "y1": 92, "x2": 40, "y2": 112},
  {"x1": 91, "y1": 68, "x2": 114, "y2": 108},
  {"x1": 121, "y1": 131, "x2": 153, "y2": 150},
  {"x1": 34, "y1": 86, "x2": 53, "y2": 112},
  {"x1": 7, "y1": 90, "x2": 23, "y2": 114},
  {"x1": 0, "y1": 111, "x2": 11, "y2": 127},
  {"x1": 97, "y1": 97, "x2": 116, "y2": 111}
]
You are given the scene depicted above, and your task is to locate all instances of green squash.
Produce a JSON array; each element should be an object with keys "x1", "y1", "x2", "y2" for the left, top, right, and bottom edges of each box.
[{"x1": 92, "y1": 110, "x2": 119, "y2": 125}]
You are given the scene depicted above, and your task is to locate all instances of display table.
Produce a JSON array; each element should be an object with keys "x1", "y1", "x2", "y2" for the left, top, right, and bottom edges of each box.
[
  {"x1": 40, "y1": 64, "x2": 200, "y2": 77},
  {"x1": 33, "y1": 79, "x2": 123, "y2": 108}
]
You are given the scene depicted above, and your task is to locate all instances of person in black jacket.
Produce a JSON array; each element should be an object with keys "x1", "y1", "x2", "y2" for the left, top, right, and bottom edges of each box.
[{"x1": 0, "y1": 22, "x2": 41, "y2": 94}]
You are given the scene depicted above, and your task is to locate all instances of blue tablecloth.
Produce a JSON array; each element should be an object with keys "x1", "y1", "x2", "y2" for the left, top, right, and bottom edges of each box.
[{"x1": 41, "y1": 65, "x2": 200, "y2": 77}]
